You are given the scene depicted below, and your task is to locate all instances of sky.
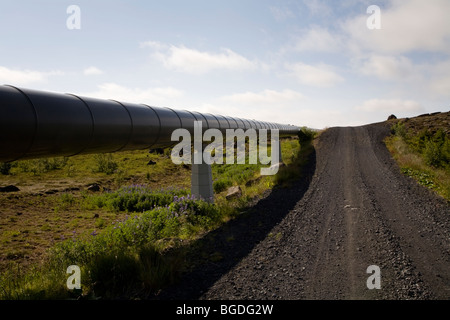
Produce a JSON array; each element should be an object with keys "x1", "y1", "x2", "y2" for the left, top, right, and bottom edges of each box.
[{"x1": 0, "y1": 0, "x2": 449, "y2": 129}]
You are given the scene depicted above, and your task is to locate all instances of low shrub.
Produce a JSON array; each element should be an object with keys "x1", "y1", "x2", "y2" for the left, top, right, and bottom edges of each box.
[
  {"x1": 83, "y1": 185, "x2": 189, "y2": 212},
  {"x1": 93, "y1": 154, "x2": 118, "y2": 175},
  {"x1": 0, "y1": 162, "x2": 12, "y2": 175},
  {"x1": 394, "y1": 126, "x2": 449, "y2": 169},
  {"x1": 297, "y1": 127, "x2": 317, "y2": 143},
  {"x1": 213, "y1": 178, "x2": 232, "y2": 193}
]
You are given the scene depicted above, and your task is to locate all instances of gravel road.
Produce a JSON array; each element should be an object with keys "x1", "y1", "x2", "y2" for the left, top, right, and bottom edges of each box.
[{"x1": 157, "y1": 122, "x2": 449, "y2": 300}]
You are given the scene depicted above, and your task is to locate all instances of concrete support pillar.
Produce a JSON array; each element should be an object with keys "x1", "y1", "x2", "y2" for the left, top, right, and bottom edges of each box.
[{"x1": 191, "y1": 149, "x2": 214, "y2": 203}]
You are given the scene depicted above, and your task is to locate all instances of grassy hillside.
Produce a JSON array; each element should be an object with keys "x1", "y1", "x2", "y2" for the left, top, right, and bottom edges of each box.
[{"x1": 384, "y1": 112, "x2": 450, "y2": 201}]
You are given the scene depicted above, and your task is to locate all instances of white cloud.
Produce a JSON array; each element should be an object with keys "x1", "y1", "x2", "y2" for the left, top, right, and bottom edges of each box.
[
  {"x1": 358, "y1": 55, "x2": 418, "y2": 81},
  {"x1": 284, "y1": 1, "x2": 450, "y2": 101},
  {"x1": 0, "y1": 66, "x2": 63, "y2": 85},
  {"x1": 139, "y1": 41, "x2": 166, "y2": 50},
  {"x1": 293, "y1": 26, "x2": 343, "y2": 52},
  {"x1": 81, "y1": 83, "x2": 183, "y2": 106},
  {"x1": 354, "y1": 55, "x2": 450, "y2": 98},
  {"x1": 221, "y1": 89, "x2": 304, "y2": 108},
  {"x1": 164, "y1": 46, "x2": 256, "y2": 74},
  {"x1": 354, "y1": 99, "x2": 424, "y2": 114},
  {"x1": 342, "y1": 0, "x2": 450, "y2": 55},
  {"x1": 293, "y1": 0, "x2": 450, "y2": 56},
  {"x1": 142, "y1": 41, "x2": 258, "y2": 74},
  {"x1": 83, "y1": 66, "x2": 103, "y2": 76},
  {"x1": 286, "y1": 62, "x2": 344, "y2": 87},
  {"x1": 191, "y1": 89, "x2": 306, "y2": 125}
]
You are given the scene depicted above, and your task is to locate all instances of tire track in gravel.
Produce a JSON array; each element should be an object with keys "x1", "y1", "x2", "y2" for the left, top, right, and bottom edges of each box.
[{"x1": 156, "y1": 122, "x2": 449, "y2": 300}]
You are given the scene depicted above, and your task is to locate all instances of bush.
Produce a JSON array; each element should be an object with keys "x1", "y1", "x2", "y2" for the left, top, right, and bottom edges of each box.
[
  {"x1": 391, "y1": 124, "x2": 449, "y2": 169},
  {"x1": 11, "y1": 157, "x2": 68, "y2": 175},
  {"x1": 93, "y1": 154, "x2": 118, "y2": 175},
  {"x1": 213, "y1": 178, "x2": 233, "y2": 193},
  {"x1": 297, "y1": 127, "x2": 316, "y2": 143},
  {"x1": 415, "y1": 129, "x2": 449, "y2": 168},
  {"x1": 87, "y1": 185, "x2": 189, "y2": 212},
  {"x1": 424, "y1": 140, "x2": 443, "y2": 167},
  {"x1": 391, "y1": 121, "x2": 407, "y2": 139},
  {"x1": 138, "y1": 245, "x2": 182, "y2": 292},
  {"x1": 87, "y1": 252, "x2": 140, "y2": 298},
  {"x1": 0, "y1": 162, "x2": 12, "y2": 175}
]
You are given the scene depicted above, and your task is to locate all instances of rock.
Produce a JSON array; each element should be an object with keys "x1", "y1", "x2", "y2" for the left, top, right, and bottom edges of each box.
[
  {"x1": 226, "y1": 186, "x2": 242, "y2": 200},
  {"x1": 0, "y1": 185, "x2": 20, "y2": 192},
  {"x1": 86, "y1": 183, "x2": 101, "y2": 192},
  {"x1": 147, "y1": 160, "x2": 157, "y2": 165},
  {"x1": 387, "y1": 114, "x2": 397, "y2": 120}
]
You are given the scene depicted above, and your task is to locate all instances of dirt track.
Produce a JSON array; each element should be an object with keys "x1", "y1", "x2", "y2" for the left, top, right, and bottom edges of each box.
[{"x1": 157, "y1": 122, "x2": 450, "y2": 300}]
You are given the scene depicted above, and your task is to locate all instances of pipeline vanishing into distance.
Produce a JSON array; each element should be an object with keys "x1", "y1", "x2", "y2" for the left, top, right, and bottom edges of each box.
[{"x1": 0, "y1": 85, "x2": 300, "y2": 163}]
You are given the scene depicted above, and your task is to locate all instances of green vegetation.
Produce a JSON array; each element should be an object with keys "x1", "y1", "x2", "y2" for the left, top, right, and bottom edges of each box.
[
  {"x1": 0, "y1": 157, "x2": 69, "y2": 176},
  {"x1": 92, "y1": 154, "x2": 118, "y2": 175},
  {"x1": 0, "y1": 162, "x2": 12, "y2": 175},
  {"x1": 0, "y1": 130, "x2": 317, "y2": 299},
  {"x1": 391, "y1": 122, "x2": 450, "y2": 168},
  {"x1": 45, "y1": 191, "x2": 220, "y2": 298},
  {"x1": 2, "y1": 189, "x2": 222, "y2": 299},
  {"x1": 82, "y1": 186, "x2": 189, "y2": 213},
  {"x1": 386, "y1": 121, "x2": 449, "y2": 201},
  {"x1": 274, "y1": 128, "x2": 316, "y2": 187}
]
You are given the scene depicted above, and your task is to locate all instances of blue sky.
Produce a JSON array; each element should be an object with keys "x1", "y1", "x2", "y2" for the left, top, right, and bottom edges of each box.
[{"x1": 1, "y1": 0, "x2": 449, "y2": 129}]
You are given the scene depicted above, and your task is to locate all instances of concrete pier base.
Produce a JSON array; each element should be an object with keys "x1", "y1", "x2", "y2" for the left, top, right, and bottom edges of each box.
[{"x1": 191, "y1": 147, "x2": 214, "y2": 202}]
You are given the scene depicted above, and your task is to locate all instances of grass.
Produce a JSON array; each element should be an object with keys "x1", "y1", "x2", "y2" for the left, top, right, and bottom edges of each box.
[
  {"x1": 385, "y1": 121, "x2": 449, "y2": 201},
  {"x1": 40, "y1": 192, "x2": 220, "y2": 298},
  {"x1": 274, "y1": 133, "x2": 316, "y2": 187},
  {"x1": 0, "y1": 131, "x2": 316, "y2": 299}
]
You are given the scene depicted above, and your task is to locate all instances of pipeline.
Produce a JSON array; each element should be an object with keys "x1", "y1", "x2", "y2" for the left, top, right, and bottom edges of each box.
[{"x1": 0, "y1": 85, "x2": 300, "y2": 162}]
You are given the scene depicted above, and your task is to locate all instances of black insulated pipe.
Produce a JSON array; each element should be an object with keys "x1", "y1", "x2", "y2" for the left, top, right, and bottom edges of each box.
[{"x1": 0, "y1": 85, "x2": 300, "y2": 162}]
